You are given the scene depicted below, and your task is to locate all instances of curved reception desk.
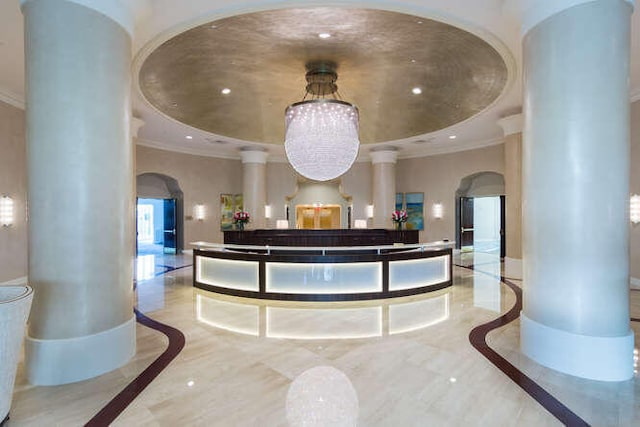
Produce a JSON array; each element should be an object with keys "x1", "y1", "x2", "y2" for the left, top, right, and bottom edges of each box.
[{"x1": 192, "y1": 241, "x2": 453, "y2": 302}]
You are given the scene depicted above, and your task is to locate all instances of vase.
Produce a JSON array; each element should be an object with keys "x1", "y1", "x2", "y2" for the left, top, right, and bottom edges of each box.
[
  {"x1": 395, "y1": 222, "x2": 402, "y2": 231},
  {"x1": 236, "y1": 222, "x2": 244, "y2": 231}
]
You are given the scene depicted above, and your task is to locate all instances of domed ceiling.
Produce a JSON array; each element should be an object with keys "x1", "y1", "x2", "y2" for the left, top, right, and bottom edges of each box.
[{"x1": 138, "y1": 7, "x2": 509, "y2": 145}]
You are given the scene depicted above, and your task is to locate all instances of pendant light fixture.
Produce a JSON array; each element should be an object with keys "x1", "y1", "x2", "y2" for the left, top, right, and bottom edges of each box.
[{"x1": 285, "y1": 62, "x2": 359, "y2": 181}]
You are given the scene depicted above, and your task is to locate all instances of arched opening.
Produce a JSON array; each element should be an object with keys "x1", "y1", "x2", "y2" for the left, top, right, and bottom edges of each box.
[
  {"x1": 136, "y1": 173, "x2": 184, "y2": 255},
  {"x1": 455, "y1": 172, "x2": 505, "y2": 256},
  {"x1": 285, "y1": 179, "x2": 352, "y2": 229}
]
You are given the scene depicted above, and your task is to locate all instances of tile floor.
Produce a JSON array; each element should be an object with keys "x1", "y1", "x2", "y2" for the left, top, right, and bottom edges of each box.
[{"x1": 6, "y1": 252, "x2": 640, "y2": 426}]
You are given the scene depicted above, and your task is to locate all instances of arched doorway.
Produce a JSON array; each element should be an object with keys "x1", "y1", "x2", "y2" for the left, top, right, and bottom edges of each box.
[
  {"x1": 286, "y1": 179, "x2": 352, "y2": 229},
  {"x1": 455, "y1": 172, "x2": 505, "y2": 257},
  {"x1": 136, "y1": 173, "x2": 184, "y2": 255}
]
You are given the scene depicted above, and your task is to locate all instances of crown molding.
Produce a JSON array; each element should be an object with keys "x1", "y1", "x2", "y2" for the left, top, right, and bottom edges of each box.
[
  {"x1": 136, "y1": 138, "x2": 242, "y2": 161},
  {"x1": 396, "y1": 136, "x2": 505, "y2": 160}
]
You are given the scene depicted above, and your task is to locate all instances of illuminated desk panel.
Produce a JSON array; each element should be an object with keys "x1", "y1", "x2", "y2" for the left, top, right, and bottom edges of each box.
[{"x1": 192, "y1": 242, "x2": 453, "y2": 302}]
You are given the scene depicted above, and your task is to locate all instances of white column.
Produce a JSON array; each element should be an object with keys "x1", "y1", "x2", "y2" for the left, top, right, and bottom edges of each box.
[
  {"x1": 241, "y1": 150, "x2": 268, "y2": 229},
  {"x1": 497, "y1": 114, "x2": 523, "y2": 279},
  {"x1": 371, "y1": 150, "x2": 397, "y2": 229},
  {"x1": 517, "y1": 0, "x2": 634, "y2": 381},
  {"x1": 21, "y1": 0, "x2": 136, "y2": 385}
]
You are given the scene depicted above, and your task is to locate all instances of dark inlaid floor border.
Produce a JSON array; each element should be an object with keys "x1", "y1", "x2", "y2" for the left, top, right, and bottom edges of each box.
[
  {"x1": 85, "y1": 265, "x2": 190, "y2": 426},
  {"x1": 458, "y1": 263, "x2": 591, "y2": 427}
]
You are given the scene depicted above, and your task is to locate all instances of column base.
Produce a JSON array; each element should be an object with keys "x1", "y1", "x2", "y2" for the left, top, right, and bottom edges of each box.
[
  {"x1": 503, "y1": 257, "x2": 522, "y2": 279},
  {"x1": 25, "y1": 316, "x2": 136, "y2": 385},
  {"x1": 521, "y1": 313, "x2": 634, "y2": 381}
]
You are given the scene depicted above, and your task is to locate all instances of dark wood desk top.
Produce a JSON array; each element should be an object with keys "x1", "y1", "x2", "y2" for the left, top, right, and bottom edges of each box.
[{"x1": 223, "y1": 228, "x2": 419, "y2": 246}]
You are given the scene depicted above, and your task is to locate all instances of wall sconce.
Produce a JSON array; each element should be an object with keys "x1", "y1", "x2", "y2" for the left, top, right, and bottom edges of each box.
[
  {"x1": 432, "y1": 203, "x2": 443, "y2": 220},
  {"x1": 194, "y1": 204, "x2": 206, "y2": 221},
  {"x1": 631, "y1": 195, "x2": 640, "y2": 224},
  {"x1": 276, "y1": 219, "x2": 289, "y2": 229},
  {"x1": 365, "y1": 204, "x2": 374, "y2": 218},
  {"x1": 0, "y1": 196, "x2": 14, "y2": 227},
  {"x1": 265, "y1": 205, "x2": 272, "y2": 219},
  {"x1": 354, "y1": 219, "x2": 368, "y2": 229}
]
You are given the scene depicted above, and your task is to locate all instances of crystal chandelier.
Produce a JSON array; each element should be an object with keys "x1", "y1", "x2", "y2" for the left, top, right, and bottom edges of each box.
[{"x1": 285, "y1": 63, "x2": 359, "y2": 182}]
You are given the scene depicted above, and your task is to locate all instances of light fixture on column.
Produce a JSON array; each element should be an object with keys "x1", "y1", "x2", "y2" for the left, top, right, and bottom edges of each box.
[
  {"x1": 265, "y1": 205, "x2": 272, "y2": 219},
  {"x1": 432, "y1": 203, "x2": 443, "y2": 219},
  {"x1": 194, "y1": 204, "x2": 206, "y2": 221},
  {"x1": 366, "y1": 205, "x2": 374, "y2": 219},
  {"x1": 0, "y1": 196, "x2": 14, "y2": 227},
  {"x1": 285, "y1": 62, "x2": 359, "y2": 182},
  {"x1": 631, "y1": 194, "x2": 640, "y2": 224}
]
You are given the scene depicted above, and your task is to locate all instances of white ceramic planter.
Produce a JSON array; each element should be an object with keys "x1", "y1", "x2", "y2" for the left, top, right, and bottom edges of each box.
[{"x1": 0, "y1": 285, "x2": 33, "y2": 425}]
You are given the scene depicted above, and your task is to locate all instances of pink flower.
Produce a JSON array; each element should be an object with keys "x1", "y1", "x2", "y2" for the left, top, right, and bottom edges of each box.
[
  {"x1": 391, "y1": 209, "x2": 408, "y2": 223},
  {"x1": 233, "y1": 211, "x2": 250, "y2": 223}
]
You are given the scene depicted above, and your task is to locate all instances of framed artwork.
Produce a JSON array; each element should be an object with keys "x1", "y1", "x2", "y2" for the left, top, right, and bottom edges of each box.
[
  {"x1": 221, "y1": 193, "x2": 244, "y2": 231},
  {"x1": 395, "y1": 193, "x2": 404, "y2": 211},
  {"x1": 220, "y1": 194, "x2": 234, "y2": 231},
  {"x1": 404, "y1": 192, "x2": 424, "y2": 231},
  {"x1": 233, "y1": 194, "x2": 243, "y2": 212}
]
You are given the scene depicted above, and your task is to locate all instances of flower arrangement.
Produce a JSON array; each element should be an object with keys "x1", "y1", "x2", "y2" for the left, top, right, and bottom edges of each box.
[
  {"x1": 391, "y1": 209, "x2": 408, "y2": 230},
  {"x1": 233, "y1": 211, "x2": 250, "y2": 230}
]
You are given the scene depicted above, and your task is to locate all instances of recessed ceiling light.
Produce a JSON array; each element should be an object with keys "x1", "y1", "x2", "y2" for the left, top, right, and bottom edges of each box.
[
  {"x1": 449, "y1": 135, "x2": 457, "y2": 139},
  {"x1": 185, "y1": 135, "x2": 193, "y2": 139},
  {"x1": 210, "y1": 24, "x2": 217, "y2": 29},
  {"x1": 221, "y1": 88, "x2": 231, "y2": 95},
  {"x1": 417, "y1": 20, "x2": 424, "y2": 24},
  {"x1": 412, "y1": 87, "x2": 422, "y2": 95},
  {"x1": 410, "y1": 59, "x2": 416, "y2": 63},
  {"x1": 318, "y1": 33, "x2": 331, "y2": 39}
]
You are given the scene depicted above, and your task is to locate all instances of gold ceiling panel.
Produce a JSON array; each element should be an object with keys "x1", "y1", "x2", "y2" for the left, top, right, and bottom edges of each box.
[{"x1": 139, "y1": 8, "x2": 508, "y2": 144}]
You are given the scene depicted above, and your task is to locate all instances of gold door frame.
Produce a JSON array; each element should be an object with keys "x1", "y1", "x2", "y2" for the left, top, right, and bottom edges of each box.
[{"x1": 295, "y1": 204, "x2": 342, "y2": 229}]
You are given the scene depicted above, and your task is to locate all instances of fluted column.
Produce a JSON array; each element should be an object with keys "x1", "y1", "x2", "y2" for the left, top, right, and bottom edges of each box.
[
  {"x1": 21, "y1": 0, "x2": 137, "y2": 385},
  {"x1": 498, "y1": 114, "x2": 523, "y2": 279},
  {"x1": 512, "y1": 0, "x2": 635, "y2": 380},
  {"x1": 371, "y1": 150, "x2": 397, "y2": 229},
  {"x1": 241, "y1": 150, "x2": 268, "y2": 229}
]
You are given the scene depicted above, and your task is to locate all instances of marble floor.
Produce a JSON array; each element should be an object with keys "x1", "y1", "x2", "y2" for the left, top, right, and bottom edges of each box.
[{"x1": 6, "y1": 252, "x2": 640, "y2": 426}]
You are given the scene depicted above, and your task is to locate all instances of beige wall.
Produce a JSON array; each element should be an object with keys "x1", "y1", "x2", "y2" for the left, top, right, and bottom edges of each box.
[
  {"x1": 2, "y1": 99, "x2": 638, "y2": 277},
  {"x1": 0, "y1": 101, "x2": 27, "y2": 282},
  {"x1": 630, "y1": 100, "x2": 640, "y2": 280},
  {"x1": 342, "y1": 161, "x2": 373, "y2": 225},
  {"x1": 265, "y1": 162, "x2": 297, "y2": 228},
  {"x1": 397, "y1": 144, "x2": 505, "y2": 243},
  {"x1": 135, "y1": 145, "x2": 243, "y2": 247}
]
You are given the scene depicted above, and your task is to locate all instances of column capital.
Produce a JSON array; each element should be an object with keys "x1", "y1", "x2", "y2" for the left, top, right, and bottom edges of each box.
[
  {"x1": 20, "y1": 0, "x2": 148, "y2": 37},
  {"x1": 240, "y1": 149, "x2": 268, "y2": 164},
  {"x1": 497, "y1": 113, "x2": 523, "y2": 136},
  {"x1": 130, "y1": 117, "x2": 145, "y2": 139},
  {"x1": 504, "y1": 0, "x2": 634, "y2": 36},
  {"x1": 370, "y1": 149, "x2": 397, "y2": 165}
]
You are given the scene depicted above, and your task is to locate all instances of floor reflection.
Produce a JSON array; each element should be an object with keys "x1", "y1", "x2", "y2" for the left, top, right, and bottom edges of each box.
[
  {"x1": 455, "y1": 250, "x2": 503, "y2": 313},
  {"x1": 286, "y1": 366, "x2": 359, "y2": 427},
  {"x1": 136, "y1": 253, "x2": 193, "y2": 312},
  {"x1": 195, "y1": 290, "x2": 450, "y2": 339}
]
